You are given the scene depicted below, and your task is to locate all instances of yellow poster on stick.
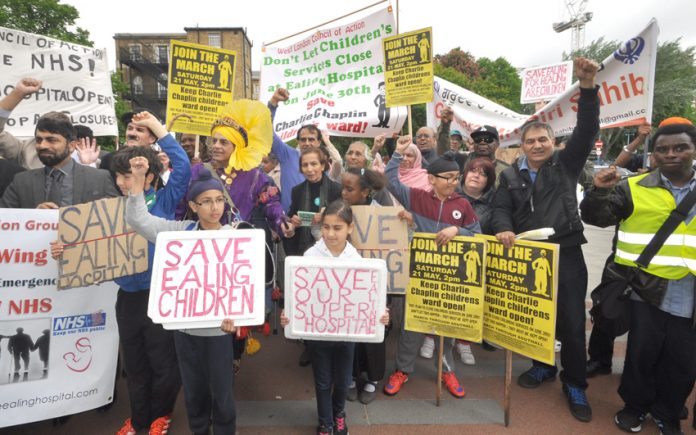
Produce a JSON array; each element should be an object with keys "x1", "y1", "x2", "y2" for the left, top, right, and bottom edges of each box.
[
  {"x1": 479, "y1": 235, "x2": 559, "y2": 366},
  {"x1": 382, "y1": 27, "x2": 433, "y2": 107},
  {"x1": 166, "y1": 40, "x2": 236, "y2": 136},
  {"x1": 404, "y1": 233, "x2": 486, "y2": 342}
]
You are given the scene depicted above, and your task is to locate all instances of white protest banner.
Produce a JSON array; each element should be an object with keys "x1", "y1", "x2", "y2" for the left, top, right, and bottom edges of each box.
[
  {"x1": 149, "y1": 229, "x2": 266, "y2": 329},
  {"x1": 0, "y1": 209, "x2": 119, "y2": 427},
  {"x1": 260, "y1": 7, "x2": 407, "y2": 141},
  {"x1": 427, "y1": 19, "x2": 658, "y2": 146},
  {"x1": 284, "y1": 256, "x2": 387, "y2": 342},
  {"x1": 0, "y1": 26, "x2": 117, "y2": 137},
  {"x1": 520, "y1": 61, "x2": 573, "y2": 104}
]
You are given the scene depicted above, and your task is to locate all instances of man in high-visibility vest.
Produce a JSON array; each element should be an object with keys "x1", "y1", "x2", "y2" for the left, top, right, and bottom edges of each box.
[{"x1": 581, "y1": 122, "x2": 696, "y2": 435}]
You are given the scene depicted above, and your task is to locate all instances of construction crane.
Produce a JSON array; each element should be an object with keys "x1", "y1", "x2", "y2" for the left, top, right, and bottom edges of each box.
[{"x1": 553, "y1": 0, "x2": 593, "y2": 53}]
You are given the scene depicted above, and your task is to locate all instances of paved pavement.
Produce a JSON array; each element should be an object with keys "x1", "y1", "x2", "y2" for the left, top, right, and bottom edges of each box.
[{"x1": 5, "y1": 226, "x2": 695, "y2": 434}]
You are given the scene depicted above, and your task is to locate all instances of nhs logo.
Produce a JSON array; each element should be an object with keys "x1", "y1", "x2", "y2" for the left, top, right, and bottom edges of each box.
[{"x1": 53, "y1": 312, "x2": 106, "y2": 333}]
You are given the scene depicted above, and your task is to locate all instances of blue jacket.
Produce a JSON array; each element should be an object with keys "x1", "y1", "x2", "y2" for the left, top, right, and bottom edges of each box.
[
  {"x1": 268, "y1": 103, "x2": 305, "y2": 212},
  {"x1": 115, "y1": 134, "x2": 191, "y2": 292}
]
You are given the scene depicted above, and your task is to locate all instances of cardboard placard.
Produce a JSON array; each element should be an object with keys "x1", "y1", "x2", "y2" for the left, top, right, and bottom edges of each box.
[
  {"x1": 284, "y1": 256, "x2": 387, "y2": 342},
  {"x1": 404, "y1": 233, "x2": 486, "y2": 342},
  {"x1": 479, "y1": 235, "x2": 559, "y2": 366},
  {"x1": 57, "y1": 197, "x2": 148, "y2": 290},
  {"x1": 351, "y1": 206, "x2": 409, "y2": 294},
  {"x1": 149, "y1": 229, "x2": 266, "y2": 329}
]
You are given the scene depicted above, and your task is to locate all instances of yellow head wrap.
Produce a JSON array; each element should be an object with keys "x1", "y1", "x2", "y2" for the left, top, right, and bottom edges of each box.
[{"x1": 211, "y1": 99, "x2": 272, "y2": 173}]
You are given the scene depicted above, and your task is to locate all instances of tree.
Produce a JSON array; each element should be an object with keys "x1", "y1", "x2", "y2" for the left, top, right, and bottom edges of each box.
[
  {"x1": 471, "y1": 57, "x2": 524, "y2": 113},
  {"x1": 566, "y1": 38, "x2": 696, "y2": 158},
  {"x1": 434, "y1": 47, "x2": 480, "y2": 79},
  {"x1": 0, "y1": 0, "x2": 91, "y2": 46}
]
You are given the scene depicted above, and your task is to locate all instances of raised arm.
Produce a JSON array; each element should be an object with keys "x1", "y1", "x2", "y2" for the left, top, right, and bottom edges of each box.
[
  {"x1": 436, "y1": 106, "x2": 453, "y2": 156},
  {"x1": 0, "y1": 78, "x2": 43, "y2": 168},
  {"x1": 613, "y1": 123, "x2": 651, "y2": 169},
  {"x1": 385, "y1": 135, "x2": 413, "y2": 208}
]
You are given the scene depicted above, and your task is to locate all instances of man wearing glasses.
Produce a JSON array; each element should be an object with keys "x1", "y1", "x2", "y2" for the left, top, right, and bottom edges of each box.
[
  {"x1": 467, "y1": 125, "x2": 509, "y2": 181},
  {"x1": 414, "y1": 127, "x2": 439, "y2": 166}
]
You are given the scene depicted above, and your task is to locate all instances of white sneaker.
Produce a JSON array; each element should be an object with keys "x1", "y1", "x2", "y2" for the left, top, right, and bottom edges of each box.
[
  {"x1": 555, "y1": 340, "x2": 562, "y2": 352},
  {"x1": 420, "y1": 336, "x2": 435, "y2": 359},
  {"x1": 456, "y1": 342, "x2": 476, "y2": 365}
]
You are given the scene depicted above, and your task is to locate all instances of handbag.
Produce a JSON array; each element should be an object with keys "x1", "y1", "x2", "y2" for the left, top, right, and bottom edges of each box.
[{"x1": 590, "y1": 186, "x2": 696, "y2": 336}]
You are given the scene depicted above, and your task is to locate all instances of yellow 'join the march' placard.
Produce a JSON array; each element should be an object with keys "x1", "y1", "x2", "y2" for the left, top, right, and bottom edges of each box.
[
  {"x1": 478, "y1": 235, "x2": 559, "y2": 366},
  {"x1": 404, "y1": 233, "x2": 486, "y2": 342},
  {"x1": 166, "y1": 40, "x2": 237, "y2": 136},
  {"x1": 382, "y1": 27, "x2": 433, "y2": 107}
]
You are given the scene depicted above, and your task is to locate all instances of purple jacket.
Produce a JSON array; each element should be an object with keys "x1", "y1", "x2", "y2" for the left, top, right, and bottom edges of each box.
[{"x1": 178, "y1": 163, "x2": 286, "y2": 234}]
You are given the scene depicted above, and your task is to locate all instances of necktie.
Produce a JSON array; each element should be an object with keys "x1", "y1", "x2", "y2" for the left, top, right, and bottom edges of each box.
[{"x1": 46, "y1": 169, "x2": 64, "y2": 206}]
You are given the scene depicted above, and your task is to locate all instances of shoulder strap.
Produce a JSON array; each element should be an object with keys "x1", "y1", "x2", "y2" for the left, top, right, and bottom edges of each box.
[{"x1": 635, "y1": 186, "x2": 696, "y2": 268}]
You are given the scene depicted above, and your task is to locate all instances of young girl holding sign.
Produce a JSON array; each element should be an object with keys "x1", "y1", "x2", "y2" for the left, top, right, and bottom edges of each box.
[{"x1": 281, "y1": 200, "x2": 389, "y2": 435}]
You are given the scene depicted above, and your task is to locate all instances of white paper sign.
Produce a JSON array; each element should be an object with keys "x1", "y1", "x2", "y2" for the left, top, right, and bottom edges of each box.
[
  {"x1": 520, "y1": 61, "x2": 573, "y2": 104},
  {"x1": 0, "y1": 26, "x2": 117, "y2": 136},
  {"x1": 0, "y1": 209, "x2": 119, "y2": 428},
  {"x1": 149, "y1": 229, "x2": 266, "y2": 329},
  {"x1": 284, "y1": 256, "x2": 387, "y2": 342}
]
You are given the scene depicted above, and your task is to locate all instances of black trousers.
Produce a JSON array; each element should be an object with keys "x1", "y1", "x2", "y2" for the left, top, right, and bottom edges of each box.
[
  {"x1": 619, "y1": 300, "x2": 696, "y2": 424},
  {"x1": 587, "y1": 323, "x2": 615, "y2": 366},
  {"x1": 353, "y1": 341, "x2": 386, "y2": 383},
  {"x1": 174, "y1": 332, "x2": 236, "y2": 435},
  {"x1": 116, "y1": 289, "x2": 181, "y2": 430},
  {"x1": 533, "y1": 245, "x2": 588, "y2": 389}
]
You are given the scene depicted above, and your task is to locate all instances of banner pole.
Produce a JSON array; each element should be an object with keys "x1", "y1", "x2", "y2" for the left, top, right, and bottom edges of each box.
[
  {"x1": 407, "y1": 106, "x2": 413, "y2": 137},
  {"x1": 264, "y1": 0, "x2": 388, "y2": 47},
  {"x1": 194, "y1": 135, "x2": 200, "y2": 162},
  {"x1": 436, "y1": 335, "x2": 443, "y2": 406},
  {"x1": 504, "y1": 349, "x2": 512, "y2": 426}
]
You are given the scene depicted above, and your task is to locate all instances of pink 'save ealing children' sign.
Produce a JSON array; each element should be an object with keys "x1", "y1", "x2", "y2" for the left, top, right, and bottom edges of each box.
[
  {"x1": 284, "y1": 256, "x2": 387, "y2": 342},
  {"x1": 148, "y1": 229, "x2": 267, "y2": 329}
]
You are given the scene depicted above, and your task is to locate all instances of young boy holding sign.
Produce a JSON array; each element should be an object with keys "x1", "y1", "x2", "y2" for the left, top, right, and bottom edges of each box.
[
  {"x1": 281, "y1": 200, "x2": 390, "y2": 435},
  {"x1": 383, "y1": 136, "x2": 481, "y2": 398}
]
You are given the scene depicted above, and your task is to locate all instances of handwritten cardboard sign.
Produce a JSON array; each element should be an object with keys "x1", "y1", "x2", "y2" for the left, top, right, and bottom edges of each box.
[
  {"x1": 351, "y1": 206, "x2": 409, "y2": 294},
  {"x1": 520, "y1": 61, "x2": 573, "y2": 104},
  {"x1": 284, "y1": 256, "x2": 387, "y2": 342},
  {"x1": 57, "y1": 197, "x2": 148, "y2": 290},
  {"x1": 149, "y1": 229, "x2": 266, "y2": 329}
]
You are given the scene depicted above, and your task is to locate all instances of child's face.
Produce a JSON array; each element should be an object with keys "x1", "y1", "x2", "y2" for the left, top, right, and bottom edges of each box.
[
  {"x1": 189, "y1": 190, "x2": 225, "y2": 225},
  {"x1": 341, "y1": 173, "x2": 368, "y2": 205},
  {"x1": 115, "y1": 172, "x2": 153, "y2": 195},
  {"x1": 301, "y1": 153, "x2": 323, "y2": 183},
  {"x1": 321, "y1": 214, "x2": 353, "y2": 254},
  {"x1": 429, "y1": 170, "x2": 460, "y2": 199}
]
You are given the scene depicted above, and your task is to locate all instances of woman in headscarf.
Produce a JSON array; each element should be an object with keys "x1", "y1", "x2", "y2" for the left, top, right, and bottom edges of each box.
[{"x1": 373, "y1": 143, "x2": 431, "y2": 191}]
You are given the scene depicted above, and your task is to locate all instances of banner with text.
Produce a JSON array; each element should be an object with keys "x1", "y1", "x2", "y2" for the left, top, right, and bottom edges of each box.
[
  {"x1": 57, "y1": 197, "x2": 149, "y2": 290},
  {"x1": 149, "y1": 229, "x2": 266, "y2": 329},
  {"x1": 404, "y1": 233, "x2": 486, "y2": 342},
  {"x1": 0, "y1": 209, "x2": 119, "y2": 427},
  {"x1": 166, "y1": 40, "x2": 236, "y2": 136},
  {"x1": 284, "y1": 256, "x2": 387, "y2": 342},
  {"x1": 520, "y1": 61, "x2": 573, "y2": 104},
  {"x1": 261, "y1": 7, "x2": 406, "y2": 141},
  {"x1": 479, "y1": 235, "x2": 558, "y2": 366},
  {"x1": 351, "y1": 206, "x2": 409, "y2": 294},
  {"x1": 427, "y1": 19, "x2": 658, "y2": 146},
  {"x1": 0, "y1": 26, "x2": 117, "y2": 137},
  {"x1": 383, "y1": 27, "x2": 433, "y2": 107}
]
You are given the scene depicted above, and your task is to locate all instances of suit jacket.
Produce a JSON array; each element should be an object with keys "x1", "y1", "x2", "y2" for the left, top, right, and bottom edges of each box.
[{"x1": 0, "y1": 163, "x2": 119, "y2": 208}]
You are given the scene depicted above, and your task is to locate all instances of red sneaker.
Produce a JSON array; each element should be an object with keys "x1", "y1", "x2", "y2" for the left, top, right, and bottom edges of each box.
[
  {"x1": 442, "y1": 372, "x2": 465, "y2": 398},
  {"x1": 116, "y1": 418, "x2": 136, "y2": 435},
  {"x1": 383, "y1": 370, "x2": 408, "y2": 396},
  {"x1": 148, "y1": 415, "x2": 170, "y2": 435}
]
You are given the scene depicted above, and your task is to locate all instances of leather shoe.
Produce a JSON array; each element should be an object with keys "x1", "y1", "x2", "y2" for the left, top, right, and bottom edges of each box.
[{"x1": 586, "y1": 360, "x2": 611, "y2": 378}]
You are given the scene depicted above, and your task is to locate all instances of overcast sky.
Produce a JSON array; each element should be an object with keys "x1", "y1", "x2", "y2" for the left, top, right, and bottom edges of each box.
[{"x1": 64, "y1": 0, "x2": 696, "y2": 72}]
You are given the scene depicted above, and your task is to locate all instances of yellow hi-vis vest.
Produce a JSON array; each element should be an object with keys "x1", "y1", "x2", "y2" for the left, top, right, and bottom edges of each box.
[{"x1": 614, "y1": 173, "x2": 696, "y2": 279}]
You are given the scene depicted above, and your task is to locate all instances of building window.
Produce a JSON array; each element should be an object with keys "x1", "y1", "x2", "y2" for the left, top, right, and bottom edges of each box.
[
  {"x1": 208, "y1": 32, "x2": 221, "y2": 47},
  {"x1": 129, "y1": 44, "x2": 142, "y2": 62},
  {"x1": 133, "y1": 76, "x2": 143, "y2": 95},
  {"x1": 157, "y1": 73, "x2": 168, "y2": 99},
  {"x1": 156, "y1": 45, "x2": 168, "y2": 63}
]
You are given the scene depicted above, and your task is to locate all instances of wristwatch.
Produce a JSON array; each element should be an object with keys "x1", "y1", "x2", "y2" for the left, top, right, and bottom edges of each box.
[{"x1": 622, "y1": 145, "x2": 637, "y2": 154}]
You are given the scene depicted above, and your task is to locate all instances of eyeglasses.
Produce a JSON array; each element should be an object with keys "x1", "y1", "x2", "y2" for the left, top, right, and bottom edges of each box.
[
  {"x1": 474, "y1": 136, "x2": 496, "y2": 144},
  {"x1": 195, "y1": 197, "x2": 226, "y2": 208},
  {"x1": 432, "y1": 174, "x2": 461, "y2": 184}
]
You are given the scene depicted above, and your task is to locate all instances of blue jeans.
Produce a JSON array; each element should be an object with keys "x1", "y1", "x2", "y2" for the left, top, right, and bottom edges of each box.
[
  {"x1": 174, "y1": 332, "x2": 236, "y2": 435},
  {"x1": 308, "y1": 341, "x2": 355, "y2": 429}
]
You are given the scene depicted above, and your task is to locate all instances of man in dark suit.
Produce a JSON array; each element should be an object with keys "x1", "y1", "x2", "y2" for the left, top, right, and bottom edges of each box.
[{"x1": 0, "y1": 111, "x2": 118, "y2": 208}]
